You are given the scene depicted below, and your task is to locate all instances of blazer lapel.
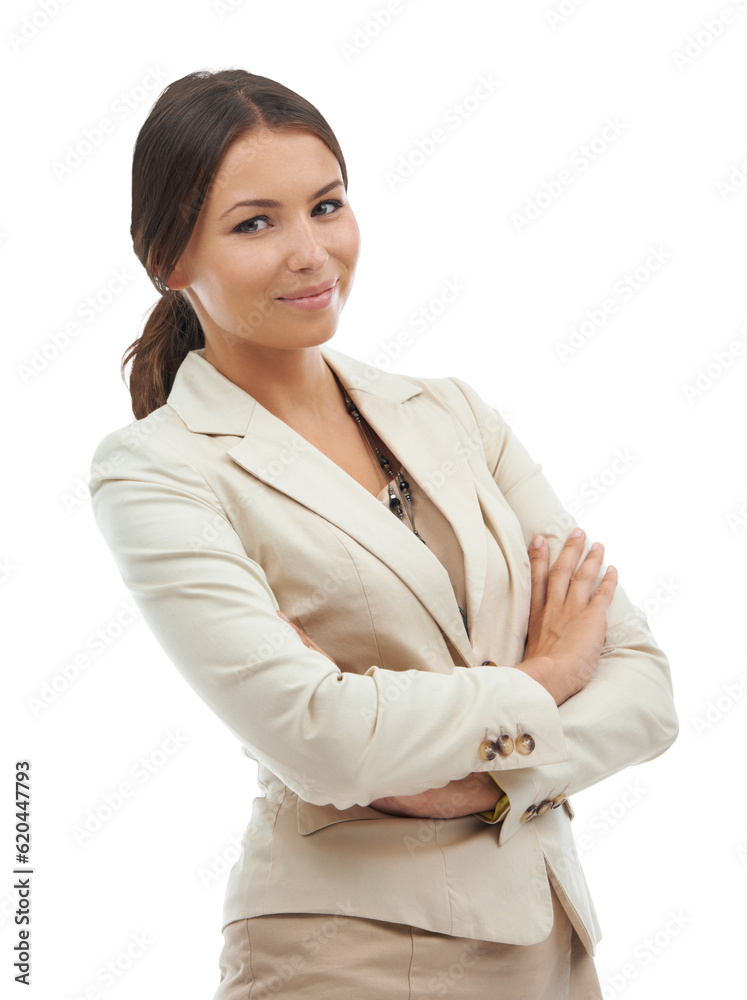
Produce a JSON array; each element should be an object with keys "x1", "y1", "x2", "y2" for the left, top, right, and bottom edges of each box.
[{"x1": 166, "y1": 346, "x2": 488, "y2": 668}]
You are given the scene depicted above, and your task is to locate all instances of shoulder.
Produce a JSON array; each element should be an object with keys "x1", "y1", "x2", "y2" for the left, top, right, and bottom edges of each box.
[
  {"x1": 88, "y1": 402, "x2": 213, "y2": 497},
  {"x1": 410, "y1": 372, "x2": 500, "y2": 417},
  {"x1": 324, "y1": 344, "x2": 504, "y2": 426},
  {"x1": 333, "y1": 344, "x2": 513, "y2": 464},
  {"x1": 399, "y1": 371, "x2": 510, "y2": 459},
  {"x1": 332, "y1": 344, "x2": 503, "y2": 426}
]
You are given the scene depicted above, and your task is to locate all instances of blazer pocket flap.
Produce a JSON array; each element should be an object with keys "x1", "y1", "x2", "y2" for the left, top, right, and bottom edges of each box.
[{"x1": 296, "y1": 797, "x2": 393, "y2": 835}]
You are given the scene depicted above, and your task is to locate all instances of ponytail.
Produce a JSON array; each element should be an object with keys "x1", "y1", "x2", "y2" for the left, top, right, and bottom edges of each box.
[{"x1": 122, "y1": 291, "x2": 203, "y2": 420}]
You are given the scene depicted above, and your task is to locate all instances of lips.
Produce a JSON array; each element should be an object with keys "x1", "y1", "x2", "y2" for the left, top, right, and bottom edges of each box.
[{"x1": 276, "y1": 278, "x2": 337, "y2": 301}]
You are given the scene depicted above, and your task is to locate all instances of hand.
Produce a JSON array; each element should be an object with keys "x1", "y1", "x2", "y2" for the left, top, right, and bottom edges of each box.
[
  {"x1": 370, "y1": 772, "x2": 503, "y2": 819},
  {"x1": 516, "y1": 528, "x2": 618, "y2": 706},
  {"x1": 276, "y1": 610, "x2": 338, "y2": 665}
]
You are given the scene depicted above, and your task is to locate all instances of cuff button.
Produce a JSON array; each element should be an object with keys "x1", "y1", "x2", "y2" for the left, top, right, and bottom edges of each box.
[
  {"x1": 495, "y1": 733, "x2": 514, "y2": 756},
  {"x1": 537, "y1": 799, "x2": 554, "y2": 815},
  {"x1": 479, "y1": 739, "x2": 498, "y2": 761},
  {"x1": 516, "y1": 733, "x2": 536, "y2": 755},
  {"x1": 521, "y1": 806, "x2": 537, "y2": 823},
  {"x1": 481, "y1": 660, "x2": 497, "y2": 666}
]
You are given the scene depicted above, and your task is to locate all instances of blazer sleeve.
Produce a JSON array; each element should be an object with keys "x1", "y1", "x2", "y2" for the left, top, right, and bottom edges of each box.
[
  {"x1": 88, "y1": 424, "x2": 571, "y2": 812},
  {"x1": 446, "y1": 377, "x2": 679, "y2": 846}
]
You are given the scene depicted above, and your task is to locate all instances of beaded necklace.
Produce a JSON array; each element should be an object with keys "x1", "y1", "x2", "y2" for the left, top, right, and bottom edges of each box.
[{"x1": 332, "y1": 371, "x2": 470, "y2": 636}]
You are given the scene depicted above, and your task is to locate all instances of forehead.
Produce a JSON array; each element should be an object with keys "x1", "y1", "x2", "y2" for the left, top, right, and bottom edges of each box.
[{"x1": 208, "y1": 128, "x2": 339, "y2": 203}]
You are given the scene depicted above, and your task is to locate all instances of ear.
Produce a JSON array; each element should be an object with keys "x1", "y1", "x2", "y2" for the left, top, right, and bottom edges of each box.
[
  {"x1": 156, "y1": 255, "x2": 190, "y2": 292},
  {"x1": 153, "y1": 246, "x2": 189, "y2": 292},
  {"x1": 164, "y1": 263, "x2": 190, "y2": 292}
]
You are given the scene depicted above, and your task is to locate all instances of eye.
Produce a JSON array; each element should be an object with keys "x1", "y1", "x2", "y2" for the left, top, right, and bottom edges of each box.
[
  {"x1": 233, "y1": 215, "x2": 271, "y2": 235},
  {"x1": 312, "y1": 198, "x2": 344, "y2": 216},
  {"x1": 232, "y1": 199, "x2": 344, "y2": 235}
]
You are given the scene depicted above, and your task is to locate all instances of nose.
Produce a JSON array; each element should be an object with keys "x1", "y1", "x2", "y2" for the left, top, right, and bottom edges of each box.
[{"x1": 284, "y1": 216, "x2": 329, "y2": 272}]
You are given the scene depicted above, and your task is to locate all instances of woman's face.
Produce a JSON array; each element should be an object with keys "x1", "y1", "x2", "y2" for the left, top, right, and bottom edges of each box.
[{"x1": 168, "y1": 127, "x2": 361, "y2": 356}]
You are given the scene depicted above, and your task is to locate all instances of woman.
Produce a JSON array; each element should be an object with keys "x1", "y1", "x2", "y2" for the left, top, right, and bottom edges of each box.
[{"x1": 88, "y1": 69, "x2": 678, "y2": 998}]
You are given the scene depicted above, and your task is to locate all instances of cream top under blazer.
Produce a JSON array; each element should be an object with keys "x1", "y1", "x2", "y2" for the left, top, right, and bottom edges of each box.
[{"x1": 88, "y1": 345, "x2": 678, "y2": 955}]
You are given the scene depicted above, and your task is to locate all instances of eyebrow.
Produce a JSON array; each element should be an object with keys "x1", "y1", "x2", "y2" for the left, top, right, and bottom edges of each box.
[{"x1": 218, "y1": 179, "x2": 344, "y2": 220}]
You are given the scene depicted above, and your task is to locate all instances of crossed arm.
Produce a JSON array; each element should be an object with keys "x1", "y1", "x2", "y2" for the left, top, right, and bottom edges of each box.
[
  {"x1": 370, "y1": 771, "x2": 509, "y2": 820},
  {"x1": 276, "y1": 373, "x2": 677, "y2": 826},
  {"x1": 279, "y1": 609, "x2": 508, "y2": 819}
]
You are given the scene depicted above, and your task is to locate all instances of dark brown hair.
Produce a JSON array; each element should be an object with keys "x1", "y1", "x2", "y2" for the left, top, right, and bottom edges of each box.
[{"x1": 123, "y1": 68, "x2": 348, "y2": 419}]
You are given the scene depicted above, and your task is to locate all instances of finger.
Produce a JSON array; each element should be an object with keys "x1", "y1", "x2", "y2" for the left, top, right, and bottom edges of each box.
[
  {"x1": 527, "y1": 535, "x2": 549, "y2": 629},
  {"x1": 277, "y1": 611, "x2": 337, "y2": 664},
  {"x1": 566, "y1": 541, "x2": 606, "y2": 601},
  {"x1": 546, "y1": 528, "x2": 588, "y2": 604},
  {"x1": 277, "y1": 610, "x2": 310, "y2": 644},
  {"x1": 591, "y1": 564, "x2": 618, "y2": 605}
]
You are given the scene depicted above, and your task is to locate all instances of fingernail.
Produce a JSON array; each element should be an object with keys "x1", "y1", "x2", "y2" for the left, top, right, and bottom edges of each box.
[
  {"x1": 532, "y1": 535, "x2": 544, "y2": 548},
  {"x1": 570, "y1": 528, "x2": 584, "y2": 538},
  {"x1": 590, "y1": 542, "x2": 600, "y2": 551}
]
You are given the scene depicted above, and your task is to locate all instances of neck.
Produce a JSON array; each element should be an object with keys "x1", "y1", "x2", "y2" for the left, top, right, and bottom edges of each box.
[{"x1": 202, "y1": 339, "x2": 346, "y2": 427}]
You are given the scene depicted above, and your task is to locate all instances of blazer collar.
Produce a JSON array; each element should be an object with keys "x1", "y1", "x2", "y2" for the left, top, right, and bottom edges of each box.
[
  {"x1": 167, "y1": 346, "x2": 487, "y2": 667},
  {"x1": 166, "y1": 344, "x2": 421, "y2": 435}
]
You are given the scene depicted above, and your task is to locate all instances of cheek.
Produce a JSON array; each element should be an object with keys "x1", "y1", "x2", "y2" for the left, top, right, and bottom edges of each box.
[
  {"x1": 202, "y1": 253, "x2": 267, "y2": 306},
  {"x1": 194, "y1": 256, "x2": 277, "y2": 332},
  {"x1": 333, "y1": 217, "x2": 361, "y2": 268}
]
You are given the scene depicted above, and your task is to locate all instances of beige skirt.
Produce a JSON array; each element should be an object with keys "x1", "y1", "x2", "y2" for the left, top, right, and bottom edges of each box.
[{"x1": 211, "y1": 881, "x2": 603, "y2": 999}]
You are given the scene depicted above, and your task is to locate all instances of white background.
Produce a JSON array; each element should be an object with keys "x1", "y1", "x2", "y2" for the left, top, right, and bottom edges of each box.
[{"x1": 4, "y1": 0, "x2": 746, "y2": 997}]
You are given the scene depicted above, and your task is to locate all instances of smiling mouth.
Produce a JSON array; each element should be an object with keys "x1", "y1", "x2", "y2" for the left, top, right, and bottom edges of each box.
[{"x1": 276, "y1": 279, "x2": 338, "y2": 301}]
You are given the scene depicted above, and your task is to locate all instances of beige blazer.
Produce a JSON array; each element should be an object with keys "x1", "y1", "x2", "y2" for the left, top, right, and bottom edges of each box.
[{"x1": 88, "y1": 344, "x2": 678, "y2": 955}]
